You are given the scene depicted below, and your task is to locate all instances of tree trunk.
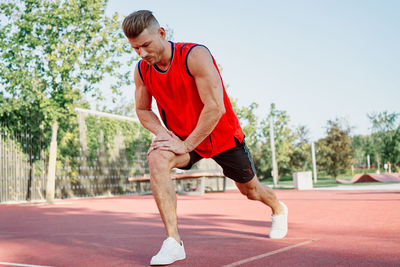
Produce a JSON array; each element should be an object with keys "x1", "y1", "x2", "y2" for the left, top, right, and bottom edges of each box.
[{"x1": 46, "y1": 121, "x2": 58, "y2": 204}]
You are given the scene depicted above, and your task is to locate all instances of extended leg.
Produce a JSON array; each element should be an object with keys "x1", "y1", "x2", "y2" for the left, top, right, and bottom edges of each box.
[
  {"x1": 236, "y1": 175, "x2": 288, "y2": 239},
  {"x1": 235, "y1": 175, "x2": 283, "y2": 215}
]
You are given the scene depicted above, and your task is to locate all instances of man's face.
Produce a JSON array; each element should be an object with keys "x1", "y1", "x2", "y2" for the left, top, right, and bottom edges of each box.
[{"x1": 128, "y1": 27, "x2": 165, "y2": 66}]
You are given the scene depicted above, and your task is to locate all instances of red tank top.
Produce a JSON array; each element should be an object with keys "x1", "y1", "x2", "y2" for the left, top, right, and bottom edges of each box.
[{"x1": 138, "y1": 42, "x2": 244, "y2": 158}]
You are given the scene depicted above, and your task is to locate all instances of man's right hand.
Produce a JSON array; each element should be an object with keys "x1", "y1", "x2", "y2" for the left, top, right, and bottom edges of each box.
[
  {"x1": 147, "y1": 131, "x2": 171, "y2": 156},
  {"x1": 148, "y1": 130, "x2": 189, "y2": 156}
]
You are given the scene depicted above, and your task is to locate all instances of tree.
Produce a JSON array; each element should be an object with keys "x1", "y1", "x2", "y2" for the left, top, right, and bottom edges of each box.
[
  {"x1": 289, "y1": 125, "x2": 312, "y2": 172},
  {"x1": 367, "y1": 111, "x2": 400, "y2": 171},
  {"x1": 0, "y1": 0, "x2": 137, "y2": 200},
  {"x1": 230, "y1": 98, "x2": 259, "y2": 150},
  {"x1": 258, "y1": 103, "x2": 296, "y2": 179},
  {"x1": 317, "y1": 119, "x2": 353, "y2": 177},
  {"x1": 392, "y1": 127, "x2": 400, "y2": 171},
  {"x1": 351, "y1": 134, "x2": 376, "y2": 167},
  {"x1": 0, "y1": 0, "x2": 135, "y2": 128}
]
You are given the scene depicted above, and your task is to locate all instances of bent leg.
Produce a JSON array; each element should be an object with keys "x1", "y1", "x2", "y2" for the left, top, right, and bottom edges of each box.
[
  {"x1": 147, "y1": 149, "x2": 190, "y2": 243},
  {"x1": 236, "y1": 176, "x2": 288, "y2": 239},
  {"x1": 235, "y1": 175, "x2": 283, "y2": 215}
]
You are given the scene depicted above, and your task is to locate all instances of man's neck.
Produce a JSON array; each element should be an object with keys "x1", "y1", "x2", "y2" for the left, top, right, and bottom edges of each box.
[{"x1": 156, "y1": 41, "x2": 172, "y2": 71}]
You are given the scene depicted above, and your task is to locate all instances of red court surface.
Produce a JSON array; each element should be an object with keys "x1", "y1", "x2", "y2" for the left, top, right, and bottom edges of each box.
[{"x1": 1, "y1": 189, "x2": 400, "y2": 266}]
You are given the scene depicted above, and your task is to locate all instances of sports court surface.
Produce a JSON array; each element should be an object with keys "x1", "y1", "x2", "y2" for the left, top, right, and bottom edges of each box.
[{"x1": 1, "y1": 188, "x2": 399, "y2": 266}]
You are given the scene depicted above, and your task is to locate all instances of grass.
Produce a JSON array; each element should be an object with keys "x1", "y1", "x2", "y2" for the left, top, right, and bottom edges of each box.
[
  {"x1": 260, "y1": 176, "x2": 339, "y2": 189},
  {"x1": 259, "y1": 168, "x2": 396, "y2": 189}
]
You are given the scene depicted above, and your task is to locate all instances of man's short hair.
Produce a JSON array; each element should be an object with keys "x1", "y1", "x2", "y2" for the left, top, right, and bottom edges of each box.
[{"x1": 122, "y1": 10, "x2": 160, "y2": 38}]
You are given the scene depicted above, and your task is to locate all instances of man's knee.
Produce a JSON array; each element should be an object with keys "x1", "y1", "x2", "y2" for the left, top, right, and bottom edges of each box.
[{"x1": 147, "y1": 150, "x2": 174, "y2": 174}]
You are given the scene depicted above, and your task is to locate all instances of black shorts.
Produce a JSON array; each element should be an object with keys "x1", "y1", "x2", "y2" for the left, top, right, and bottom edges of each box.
[{"x1": 180, "y1": 138, "x2": 256, "y2": 183}]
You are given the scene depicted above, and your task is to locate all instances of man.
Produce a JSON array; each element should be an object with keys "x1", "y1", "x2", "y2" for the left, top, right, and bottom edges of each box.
[{"x1": 122, "y1": 10, "x2": 288, "y2": 266}]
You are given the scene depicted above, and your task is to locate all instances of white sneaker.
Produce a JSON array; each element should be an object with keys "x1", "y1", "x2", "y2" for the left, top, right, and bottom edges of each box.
[
  {"x1": 150, "y1": 237, "x2": 186, "y2": 265},
  {"x1": 269, "y1": 201, "x2": 288, "y2": 239}
]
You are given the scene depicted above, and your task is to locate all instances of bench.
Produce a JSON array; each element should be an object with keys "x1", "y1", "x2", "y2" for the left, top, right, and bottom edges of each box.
[{"x1": 128, "y1": 172, "x2": 226, "y2": 195}]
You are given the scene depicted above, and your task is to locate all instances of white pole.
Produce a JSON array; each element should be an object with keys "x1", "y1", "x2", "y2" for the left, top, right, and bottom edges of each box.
[
  {"x1": 367, "y1": 154, "x2": 370, "y2": 169},
  {"x1": 269, "y1": 117, "x2": 278, "y2": 187},
  {"x1": 311, "y1": 142, "x2": 317, "y2": 183}
]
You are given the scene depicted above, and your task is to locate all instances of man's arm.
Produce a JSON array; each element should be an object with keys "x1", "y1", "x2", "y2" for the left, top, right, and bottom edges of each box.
[
  {"x1": 183, "y1": 46, "x2": 226, "y2": 151},
  {"x1": 146, "y1": 46, "x2": 226, "y2": 155},
  {"x1": 134, "y1": 63, "x2": 167, "y2": 136}
]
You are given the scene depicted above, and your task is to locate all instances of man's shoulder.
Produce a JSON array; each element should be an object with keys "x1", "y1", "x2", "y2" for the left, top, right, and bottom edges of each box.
[
  {"x1": 175, "y1": 42, "x2": 205, "y2": 56},
  {"x1": 175, "y1": 42, "x2": 198, "y2": 47}
]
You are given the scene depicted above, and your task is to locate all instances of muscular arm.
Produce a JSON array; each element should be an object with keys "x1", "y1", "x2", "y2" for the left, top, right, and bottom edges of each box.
[
  {"x1": 135, "y1": 47, "x2": 226, "y2": 156},
  {"x1": 184, "y1": 46, "x2": 226, "y2": 151},
  {"x1": 134, "y1": 64, "x2": 167, "y2": 136}
]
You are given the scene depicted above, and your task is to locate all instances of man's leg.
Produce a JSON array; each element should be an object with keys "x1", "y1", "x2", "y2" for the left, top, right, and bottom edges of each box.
[
  {"x1": 147, "y1": 149, "x2": 190, "y2": 243},
  {"x1": 147, "y1": 149, "x2": 190, "y2": 265},
  {"x1": 235, "y1": 175, "x2": 283, "y2": 215},
  {"x1": 235, "y1": 175, "x2": 288, "y2": 239},
  {"x1": 212, "y1": 138, "x2": 288, "y2": 238}
]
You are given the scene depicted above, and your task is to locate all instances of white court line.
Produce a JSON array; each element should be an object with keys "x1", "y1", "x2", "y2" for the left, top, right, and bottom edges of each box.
[
  {"x1": 222, "y1": 239, "x2": 315, "y2": 267},
  {"x1": 0, "y1": 262, "x2": 53, "y2": 267}
]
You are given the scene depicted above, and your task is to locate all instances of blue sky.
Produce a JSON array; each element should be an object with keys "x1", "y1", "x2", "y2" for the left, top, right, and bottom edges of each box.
[{"x1": 105, "y1": 0, "x2": 400, "y2": 140}]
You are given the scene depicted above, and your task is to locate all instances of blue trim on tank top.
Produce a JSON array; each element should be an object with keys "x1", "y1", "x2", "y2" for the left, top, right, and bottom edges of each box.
[
  {"x1": 137, "y1": 60, "x2": 144, "y2": 82},
  {"x1": 185, "y1": 44, "x2": 213, "y2": 77},
  {"x1": 180, "y1": 43, "x2": 188, "y2": 55}
]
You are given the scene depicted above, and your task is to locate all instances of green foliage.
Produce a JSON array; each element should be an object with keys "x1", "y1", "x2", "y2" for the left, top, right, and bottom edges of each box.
[
  {"x1": 230, "y1": 107, "x2": 399, "y2": 180},
  {"x1": 257, "y1": 103, "x2": 296, "y2": 178},
  {"x1": 0, "y1": 0, "x2": 137, "y2": 159},
  {"x1": 367, "y1": 111, "x2": 400, "y2": 171},
  {"x1": 317, "y1": 119, "x2": 353, "y2": 177},
  {"x1": 230, "y1": 98, "x2": 259, "y2": 149},
  {"x1": 84, "y1": 116, "x2": 152, "y2": 163},
  {"x1": 351, "y1": 134, "x2": 376, "y2": 166},
  {"x1": 54, "y1": 114, "x2": 152, "y2": 181},
  {"x1": 120, "y1": 121, "x2": 153, "y2": 167},
  {"x1": 231, "y1": 101, "x2": 313, "y2": 180},
  {"x1": 57, "y1": 119, "x2": 80, "y2": 177},
  {"x1": 368, "y1": 111, "x2": 399, "y2": 132},
  {"x1": 289, "y1": 125, "x2": 312, "y2": 172}
]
